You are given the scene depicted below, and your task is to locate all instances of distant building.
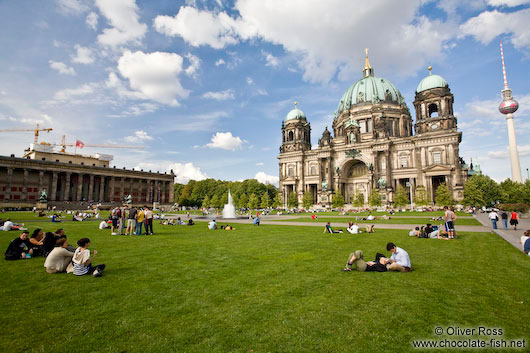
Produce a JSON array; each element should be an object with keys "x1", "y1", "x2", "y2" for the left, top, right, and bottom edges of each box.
[
  {"x1": 278, "y1": 53, "x2": 469, "y2": 207},
  {"x1": 0, "y1": 144, "x2": 174, "y2": 208}
]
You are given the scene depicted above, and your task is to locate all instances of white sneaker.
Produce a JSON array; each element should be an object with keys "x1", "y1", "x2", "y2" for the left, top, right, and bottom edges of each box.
[{"x1": 111, "y1": 232, "x2": 117, "y2": 235}]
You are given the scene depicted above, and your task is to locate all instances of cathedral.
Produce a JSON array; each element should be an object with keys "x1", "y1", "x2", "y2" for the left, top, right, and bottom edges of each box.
[{"x1": 278, "y1": 52, "x2": 470, "y2": 208}]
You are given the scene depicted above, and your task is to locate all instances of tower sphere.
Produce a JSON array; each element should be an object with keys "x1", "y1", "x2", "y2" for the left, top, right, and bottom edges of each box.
[{"x1": 499, "y1": 98, "x2": 519, "y2": 115}]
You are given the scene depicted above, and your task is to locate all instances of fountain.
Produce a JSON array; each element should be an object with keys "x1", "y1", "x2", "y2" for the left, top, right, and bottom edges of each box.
[{"x1": 222, "y1": 190, "x2": 236, "y2": 219}]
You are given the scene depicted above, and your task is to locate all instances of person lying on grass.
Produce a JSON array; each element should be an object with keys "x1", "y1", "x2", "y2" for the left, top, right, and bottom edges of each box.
[
  {"x1": 71, "y1": 238, "x2": 105, "y2": 277},
  {"x1": 4, "y1": 230, "x2": 33, "y2": 260},
  {"x1": 44, "y1": 238, "x2": 74, "y2": 274},
  {"x1": 386, "y1": 242, "x2": 412, "y2": 272},
  {"x1": 342, "y1": 250, "x2": 390, "y2": 272},
  {"x1": 324, "y1": 222, "x2": 343, "y2": 233}
]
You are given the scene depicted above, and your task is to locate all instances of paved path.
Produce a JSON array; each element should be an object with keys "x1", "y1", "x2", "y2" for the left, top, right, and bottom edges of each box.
[{"x1": 475, "y1": 212, "x2": 527, "y2": 253}]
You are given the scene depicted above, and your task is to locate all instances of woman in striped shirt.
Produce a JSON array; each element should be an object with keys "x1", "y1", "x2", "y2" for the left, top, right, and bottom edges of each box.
[{"x1": 72, "y1": 238, "x2": 105, "y2": 277}]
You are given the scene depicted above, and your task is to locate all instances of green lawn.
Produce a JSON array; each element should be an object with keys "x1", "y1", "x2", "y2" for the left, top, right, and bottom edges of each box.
[
  {"x1": 271, "y1": 210, "x2": 470, "y2": 216},
  {"x1": 277, "y1": 216, "x2": 482, "y2": 226},
  {"x1": 1, "y1": 219, "x2": 528, "y2": 352}
]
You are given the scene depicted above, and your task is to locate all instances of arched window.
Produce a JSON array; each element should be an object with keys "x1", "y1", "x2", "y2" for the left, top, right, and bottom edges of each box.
[
  {"x1": 288, "y1": 167, "x2": 294, "y2": 177},
  {"x1": 428, "y1": 103, "x2": 439, "y2": 118},
  {"x1": 310, "y1": 165, "x2": 317, "y2": 175},
  {"x1": 288, "y1": 131, "x2": 294, "y2": 141}
]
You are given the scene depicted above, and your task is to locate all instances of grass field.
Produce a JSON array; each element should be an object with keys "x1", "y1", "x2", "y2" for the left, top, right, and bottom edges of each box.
[
  {"x1": 270, "y1": 210, "x2": 471, "y2": 217},
  {"x1": 1, "y1": 216, "x2": 529, "y2": 352},
  {"x1": 276, "y1": 216, "x2": 482, "y2": 226}
]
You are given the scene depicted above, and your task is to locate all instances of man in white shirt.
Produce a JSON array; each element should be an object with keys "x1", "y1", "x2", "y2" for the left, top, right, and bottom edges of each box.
[
  {"x1": 99, "y1": 221, "x2": 109, "y2": 230},
  {"x1": 2, "y1": 219, "x2": 14, "y2": 231},
  {"x1": 347, "y1": 223, "x2": 359, "y2": 234},
  {"x1": 208, "y1": 219, "x2": 217, "y2": 230},
  {"x1": 366, "y1": 214, "x2": 375, "y2": 221},
  {"x1": 386, "y1": 242, "x2": 412, "y2": 272},
  {"x1": 488, "y1": 210, "x2": 499, "y2": 229}
]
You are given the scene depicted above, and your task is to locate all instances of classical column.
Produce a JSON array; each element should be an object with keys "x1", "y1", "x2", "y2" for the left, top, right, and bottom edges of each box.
[
  {"x1": 414, "y1": 147, "x2": 423, "y2": 186},
  {"x1": 22, "y1": 169, "x2": 29, "y2": 201},
  {"x1": 76, "y1": 174, "x2": 83, "y2": 201},
  {"x1": 99, "y1": 176, "x2": 105, "y2": 202},
  {"x1": 51, "y1": 172, "x2": 58, "y2": 201},
  {"x1": 6, "y1": 168, "x2": 13, "y2": 201},
  {"x1": 109, "y1": 177, "x2": 115, "y2": 202},
  {"x1": 120, "y1": 177, "x2": 125, "y2": 200},
  {"x1": 63, "y1": 172, "x2": 71, "y2": 201},
  {"x1": 88, "y1": 175, "x2": 94, "y2": 201},
  {"x1": 39, "y1": 171, "x2": 44, "y2": 195},
  {"x1": 454, "y1": 145, "x2": 463, "y2": 186},
  {"x1": 154, "y1": 181, "x2": 160, "y2": 202},
  {"x1": 385, "y1": 150, "x2": 392, "y2": 189},
  {"x1": 161, "y1": 181, "x2": 166, "y2": 203},
  {"x1": 168, "y1": 181, "x2": 174, "y2": 203}
]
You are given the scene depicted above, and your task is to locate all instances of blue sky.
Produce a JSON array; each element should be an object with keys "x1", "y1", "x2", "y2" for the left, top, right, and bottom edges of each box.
[{"x1": 1, "y1": 0, "x2": 530, "y2": 185}]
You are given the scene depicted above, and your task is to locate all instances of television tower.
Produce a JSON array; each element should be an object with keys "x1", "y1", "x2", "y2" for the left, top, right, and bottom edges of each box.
[{"x1": 499, "y1": 41, "x2": 522, "y2": 182}]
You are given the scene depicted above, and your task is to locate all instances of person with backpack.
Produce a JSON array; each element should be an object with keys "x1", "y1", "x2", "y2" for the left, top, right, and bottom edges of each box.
[
  {"x1": 488, "y1": 210, "x2": 499, "y2": 230},
  {"x1": 500, "y1": 210, "x2": 509, "y2": 230},
  {"x1": 110, "y1": 207, "x2": 120, "y2": 236}
]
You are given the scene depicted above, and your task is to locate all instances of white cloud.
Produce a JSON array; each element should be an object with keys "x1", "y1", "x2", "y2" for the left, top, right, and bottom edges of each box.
[
  {"x1": 170, "y1": 162, "x2": 208, "y2": 183},
  {"x1": 117, "y1": 50, "x2": 189, "y2": 106},
  {"x1": 206, "y1": 132, "x2": 244, "y2": 150},
  {"x1": 95, "y1": 0, "x2": 147, "y2": 48},
  {"x1": 459, "y1": 9, "x2": 530, "y2": 49},
  {"x1": 254, "y1": 171, "x2": 279, "y2": 186},
  {"x1": 56, "y1": 0, "x2": 89, "y2": 15},
  {"x1": 256, "y1": 89, "x2": 268, "y2": 96},
  {"x1": 125, "y1": 130, "x2": 153, "y2": 142},
  {"x1": 53, "y1": 83, "x2": 95, "y2": 100},
  {"x1": 256, "y1": 162, "x2": 264, "y2": 166},
  {"x1": 487, "y1": 0, "x2": 530, "y2": 6},
  {"x1": 153, "y1": 6, "x2": 239, "y2": 49},
  {"x1": 215, "y1": 58, "x2": 226, "y2": 66},
  {"x1": 246, "y1": 77, "x2": 254, "y2": 85},
  {"x1": 202, "y1": 89, "x2": 235, "y2": 100},
  {"x1": 262, "y1": 50, "x2": 279, "y2": 67},
  {"x1": 153, "y1": 1, "x2": 456, "y2": 83},
  {"x1": 71, "y1": 44, "x2": 95, "y2": 64},
  {"x1": 49, "y1": 60, "x2": 76, "y2": 75},
  {"x1": 488, "y1": 144, "x2": 530, "y2": 159},
  {"x1": 86, "y1": 12, "x2": 98, "y2": 30},
  {"x1": 184, "y1": 53, "x2": 200, "y2": 78}
]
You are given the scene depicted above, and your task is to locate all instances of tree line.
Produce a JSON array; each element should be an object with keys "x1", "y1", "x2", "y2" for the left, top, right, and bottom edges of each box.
[{"x1": 174, "y1": 179, "x2": 280, "y2": 209}]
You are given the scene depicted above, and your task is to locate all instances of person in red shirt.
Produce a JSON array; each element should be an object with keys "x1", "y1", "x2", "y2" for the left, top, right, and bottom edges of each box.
[{"x1": 510, "y1": 211, "x2": 519, "y2": 230}]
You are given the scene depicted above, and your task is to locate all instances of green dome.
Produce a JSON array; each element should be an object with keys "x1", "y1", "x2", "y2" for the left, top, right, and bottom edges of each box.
[
  {"x1": 416, "y1": 73, "x2": 448, "y2": 93},
  {"x1": 286, "y1": 107, "x2": 306, "y2": 121},
  {"x1": 337, "y1": 75, "x2": 406, "y2": 115}
]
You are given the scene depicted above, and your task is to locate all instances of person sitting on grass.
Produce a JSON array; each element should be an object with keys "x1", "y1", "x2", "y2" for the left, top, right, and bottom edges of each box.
[
  {"x1": 347, "y1": 222, "x2": 360, "y2": 234},
  {"x1": 253, "y1": 217, "x2": 260, "y2": 226},
  {"x1": 51, "y1": 214, "x2": 61, "y2": 223},
  {"x1": 409, "y1": 226, "x2": 421, "y2": 237},
  {"x1": 324, "y1": 222, "x2": 343, "y2": 233},
  {"x1": 71, "y1": 238, "x2": 105, "y2": 277},
  {"x1": 223, "y1": 225, "x2": 235, "y2": 230},
  {"x1": 386, "y1": 242, "x2": 412, "y2": 272},
  {"x1": 99, "y1": 220, "x2": 109, "y2": 230},
  {"x1": 187, "y1": 218, "x2": 195, "y2": 226},
  {"x1": 342, "y1": 250, "x2": 390, "y2": 272},
  {"x1": 44, "y1": 238, "x2": 74, "y2": 274},
  {"x1": 365, "y1": 224, "x2": 375, "y2": 233},
  {"x1": 5, "y1": 230, "x2": 33, "y2": 260},
  {"x1": 208, "y1": 219, "x2": 217, "y2": 230},
  {"x1": 520, "y1": 230, "x2": 530, "y2": 256},
  {"x1": 29, "y1": 228, "x2": 46, "y2": 257},
  {"x1": 311, "y1": 214, "x2": 318, "y2": 220}
]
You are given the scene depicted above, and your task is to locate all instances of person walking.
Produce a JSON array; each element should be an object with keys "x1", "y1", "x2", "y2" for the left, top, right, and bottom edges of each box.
[
  {"x1": 500, "y1": 210, "x2": 509, "y2": 230},
  {"x1": 509, "y1": 210, "x2": 519, "y2": 230},
  {"x1": 488, "y1": 209, "x2": 499, "y2": 230}
]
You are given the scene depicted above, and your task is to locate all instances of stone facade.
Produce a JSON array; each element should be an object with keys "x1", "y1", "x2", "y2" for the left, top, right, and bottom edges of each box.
[
  {"x1": 0, "y1": 154, "x2": 174, "y2": 207},
  {"x1": 278, "y1": 60, "x2": 468, "y2": 208}
]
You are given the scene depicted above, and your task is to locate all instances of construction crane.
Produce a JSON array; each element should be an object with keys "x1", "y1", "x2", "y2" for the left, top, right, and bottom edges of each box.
[
  {"x1": 0, "y1": 123, "x2": 53, "y2": 144},
  {"x1": 58, "y1": 135, "x2": 144, "y2": 153}
]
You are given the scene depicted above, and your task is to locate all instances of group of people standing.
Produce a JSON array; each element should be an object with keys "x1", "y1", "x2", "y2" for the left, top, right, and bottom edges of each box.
[
  {"x1": 109, "y1": 205, "x2": 154, "y2": 236},
  {"x1": 4, "y1": 228, "x2": 105, "y2": 277},
  {"x1": 488, "y1": 209, "x2": 519, "y2": 230}
]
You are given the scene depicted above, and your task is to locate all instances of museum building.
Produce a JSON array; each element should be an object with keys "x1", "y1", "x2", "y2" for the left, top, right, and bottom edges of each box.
[{"x1": 278, "y1": 53, "x2": 471, "y2": 207}]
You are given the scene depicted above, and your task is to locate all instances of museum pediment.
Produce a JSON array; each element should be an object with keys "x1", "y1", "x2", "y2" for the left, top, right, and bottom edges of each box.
[{"x1": 423, "y1": 164, "x2": 452, "y2": 173}]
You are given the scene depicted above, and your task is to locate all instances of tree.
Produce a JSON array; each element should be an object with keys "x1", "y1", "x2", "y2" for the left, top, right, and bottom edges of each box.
[
  {"x1": 462, "y1": 177, "x2": 485, "y2": 207},
  {"x1": 369, "y1": 190, "x2": 381, "y2": 208},
  {"x1": 287, "y1": 192, "x2": 298, "y2": 208},
  {"x1": 209, "y1": 194, "x2": 220, "y2": 209},
  {"x1": 248, "y1": 193, "x2": 260, "y2": 209},
  {"x1": 302, "y1": 191, "x2": 314, "y2": 209},
  {"x1": 260, "y1": 193, "x2": 271, "y2": 208},
  {"x1": 353, "y1": 193, "x2": 364, "y2": 209},
  {"x1": 468, "y1": 174, "x2": 502, "y2": 206},
  {"x1": 332, "y1": 192, "x2": 345, "y2": 209},
  {"x1": 414, "y1": 185, "x2": 430, "y2": 206},
  {"x1": 435, "y1": 183, "x2": 454, "y2": 206},
  {"x1": 201, "y1": 195, "x2": 210, "y2": 209},
  {"x1": 499, "y1": 179, "x2": 525, "y2": 204},
  {"x1": 272, "y1": 192, "x2": 281, "y2": 208},
  {"x1": 238, "y1": 193, "x2": 249, "y2": 209},
  {"x1": 393, "y1": 185, "x2": 409, "y2": 208}
]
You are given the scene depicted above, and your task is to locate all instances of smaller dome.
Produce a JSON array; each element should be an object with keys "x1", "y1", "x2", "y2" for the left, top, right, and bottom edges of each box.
[
  {"x1": 417, "y1": 67, "x2": 448, "y2": 93},
  {"x1": 286, "y1": 102, "x2": 306, "y2": 121}
]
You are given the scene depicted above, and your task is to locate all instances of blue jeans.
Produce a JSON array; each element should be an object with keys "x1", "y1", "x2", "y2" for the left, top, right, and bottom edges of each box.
[
  {"x1": 491, "y1": 219, "x2": 497, "y2": 229},
  {"x1": 501, "y1": 219, "x2": 508, "y2": 230},
  {"x1": 135, "y1": 221, "x2": 143, "y2": 235}
]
